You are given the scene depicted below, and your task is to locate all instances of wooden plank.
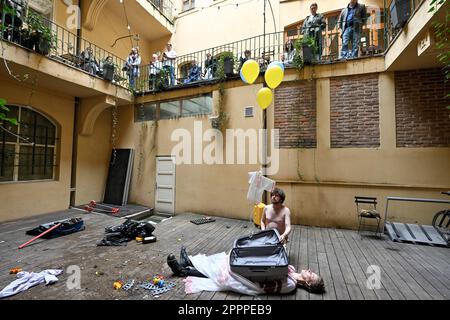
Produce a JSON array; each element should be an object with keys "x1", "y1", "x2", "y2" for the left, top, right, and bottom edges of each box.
[
  {"x1": 340, "y1": 230, "x2": 394, "y2": 300},
  {"x1": 328, "y1": 229, "x2": 364, "y2": 300},
  {"x1": 353, "y1": 233, "x2": 421, "y2": 300},
  {"x1": 308, "y1": 227, "x2": 322, "y2": 300},
  {"x1": 336, "y1": 230, "x2": 378, "y2": 300},
  {"x1": 315, "y1": 228, "x2": 337, "y2": 300},
  {"x1": 366, "y1": 236, "x2": 446, "y2": 300},
  {"x1": 295, "y1": 226, "x2": 310, "y2": 300},
  {"x1": 320, "y1": 229, "x2": 350, "y2": 300}
]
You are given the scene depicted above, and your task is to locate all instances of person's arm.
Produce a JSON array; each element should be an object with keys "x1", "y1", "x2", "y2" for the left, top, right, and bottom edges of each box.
[
  {"x1": 301, "y1": 18, "x2": 308, "y2": 35},
  {"x1": 279, "y1": 208, "x2": 292, "y2": 243},
  {"x1": 319, "y1": 14, "x2": 326, "y2": 31},
  {"x1": 260, "y1": 207, "x2": 267, "y2": 230}
]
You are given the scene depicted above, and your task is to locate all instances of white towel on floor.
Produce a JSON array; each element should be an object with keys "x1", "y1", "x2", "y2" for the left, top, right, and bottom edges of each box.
[{"x1": 0, "y1": 269, "x2": 63, "y2": 299}]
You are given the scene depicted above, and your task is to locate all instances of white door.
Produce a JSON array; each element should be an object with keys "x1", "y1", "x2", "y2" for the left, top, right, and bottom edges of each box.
[{"x1": 155, "y1": 156, "x2": 176, "y2": 214}]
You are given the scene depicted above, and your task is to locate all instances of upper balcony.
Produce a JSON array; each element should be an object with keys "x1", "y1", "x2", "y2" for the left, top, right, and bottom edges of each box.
[
  {"x1": 384, "y1": 0, "x2": 447, "y2": 71},
  {"x1": 0, "y1": 5, "x2": 133, "y2": 103}
]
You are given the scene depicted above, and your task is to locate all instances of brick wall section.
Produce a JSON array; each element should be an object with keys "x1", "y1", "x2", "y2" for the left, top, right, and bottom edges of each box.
[
  {"x1": 330, "y1": 73, "x2": 380, "y2": 148},
  {"x1": 274, "y1": 80, "x2": 316, "y2": 148},
  {"x1": 395, "y1": 68, "x2": 450, "y2": 147}
]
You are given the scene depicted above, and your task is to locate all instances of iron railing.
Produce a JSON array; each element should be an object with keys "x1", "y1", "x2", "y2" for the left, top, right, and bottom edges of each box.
[
  {"x1": 138, "y1": 20, "x2": 387, "y2": 93},
  {"x1": 384, "y1": 0, "x2": 426, "y2": 46},
  {"x1": 147, "y1": 0, "x2": 174, "y2": 23},
  {"x1": 1, "y1": 1, "x2": 131, "y2": 89}
]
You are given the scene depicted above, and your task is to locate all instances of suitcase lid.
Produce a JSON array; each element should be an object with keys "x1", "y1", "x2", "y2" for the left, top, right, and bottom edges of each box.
[{"x1": 233, "y1": 229, "x2": 281, "y2": 248}]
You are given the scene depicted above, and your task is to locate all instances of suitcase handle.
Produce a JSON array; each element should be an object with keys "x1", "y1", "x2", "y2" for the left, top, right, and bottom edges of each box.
[{"x1": 249, "y1": 267, "x2": 269, "y2": 272}]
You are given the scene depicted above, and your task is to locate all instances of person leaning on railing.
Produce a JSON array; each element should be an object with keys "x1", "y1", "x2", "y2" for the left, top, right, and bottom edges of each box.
[
  {"x1": 203, "y1": 53, "x2": 217, "y2": 80},
  {"x1": 149, "y1": 53, "x2": 163, "y2": 90},
  {"x1": 0, "y1": 0, "x2": 26, "y2": 42},
  {"x1": 282, "y1": 39, "x2": 296, "y2": 67},
  {"x1": 301, "y1": 2, "x2": 326, "y2": 61},
  {"x1": 162, "y1": 43, "x2": 177, "y2": 86}
]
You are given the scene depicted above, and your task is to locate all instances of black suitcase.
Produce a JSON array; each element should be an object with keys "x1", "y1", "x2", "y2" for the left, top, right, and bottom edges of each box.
[{"x1": 230, "y1": 229, "x2": 288, "y2": 281}]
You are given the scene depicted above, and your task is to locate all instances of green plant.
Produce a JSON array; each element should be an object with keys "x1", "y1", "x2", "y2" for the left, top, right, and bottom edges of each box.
[
  {"x1": 0, "y1": 98, "x2": 18, "y2": 126},
  {"x1": 301, "y1": 35, "x2": 318, "y2": 55},
  {"x1": 429, "y1": 0, "x2": 449, "y2": 108},
  {"x1": 293, "y1": 39, "x2": 304, "y2": 70},
  {"x1": 216, "y1": 51, "x2": 238, "y2": 80},
  {"x1": 26, "y1": 11, "x2": 56, "y2": 52}
]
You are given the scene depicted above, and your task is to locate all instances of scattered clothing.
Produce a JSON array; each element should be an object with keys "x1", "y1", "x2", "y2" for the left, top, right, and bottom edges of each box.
[
  {"x1": 26, "y1": 218, "x2": 85, "y2": 239},
  {"x1": 97, "y1": 219, "x2": 155, "y2": 246},
  {"x1": 0, "y1": 269, "x2": 63, "y2": 299},
  {"x1": 247, "y1": 171, "x2": 276, "y2": 204}
]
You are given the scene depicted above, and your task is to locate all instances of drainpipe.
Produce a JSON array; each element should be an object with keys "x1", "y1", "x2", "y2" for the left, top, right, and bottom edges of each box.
[
  {"x1": 76, "y1": 0, "x2": 82, "y2": 56},
  {"x1": 69, "y1": 97, "x2": 80, "y2": 207}
]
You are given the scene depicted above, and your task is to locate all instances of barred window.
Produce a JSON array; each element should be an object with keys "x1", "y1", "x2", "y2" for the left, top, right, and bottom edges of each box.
[{"x1": 0, "y1": 105, "x2": 58, "y2": 182}]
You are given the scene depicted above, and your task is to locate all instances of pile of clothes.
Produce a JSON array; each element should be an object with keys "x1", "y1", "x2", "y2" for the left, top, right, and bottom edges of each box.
[{"x1": 97, "y1": 219, "x2": 155, "y2": 246}]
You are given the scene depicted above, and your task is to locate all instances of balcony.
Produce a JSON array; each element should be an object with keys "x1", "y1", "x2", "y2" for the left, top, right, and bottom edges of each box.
[
  {"x1": 384, "y1": 0, "x2": 447, "y2": 71},
  {"x1": 0, "y1": 9, "x2": 133, "y2": 103}
]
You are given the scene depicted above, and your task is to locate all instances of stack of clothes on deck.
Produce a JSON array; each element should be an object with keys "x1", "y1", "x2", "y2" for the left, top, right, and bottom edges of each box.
[{"x1": 97, "y1": 219, "x2": 155, "y2": 246}]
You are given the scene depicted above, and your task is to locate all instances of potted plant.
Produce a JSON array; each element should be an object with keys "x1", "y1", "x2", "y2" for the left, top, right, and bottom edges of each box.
[
  {"x1": 36, "y1": 24, "x2": 56, "y2": 55},
  {"x1": 301, "y1": 35, "x2": 318, "y2": 65},
  {"x1": 25, "y1": 11, "x2": 55, "y2": 55},
  {"x1": 217, "y1": 52, "x2": 236, "y2": 78},
  {"x1": 100, "y1": 57, "x2": 116, "y2": 81}
]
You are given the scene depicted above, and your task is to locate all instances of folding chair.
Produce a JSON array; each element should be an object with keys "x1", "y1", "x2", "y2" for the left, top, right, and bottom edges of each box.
[{"x1": 355, "y1": 196, "x2": 381, "y2": 237}]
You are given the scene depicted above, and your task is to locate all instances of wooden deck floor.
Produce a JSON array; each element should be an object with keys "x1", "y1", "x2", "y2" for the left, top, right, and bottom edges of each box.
[{"x1": 0, "y1": 209, "x2": 449, "y2": 300}]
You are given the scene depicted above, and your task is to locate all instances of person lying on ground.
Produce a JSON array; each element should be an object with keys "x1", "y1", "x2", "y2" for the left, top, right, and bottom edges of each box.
[{"x1": 167, "y1": 247, "x2": 325, "y2": 295}]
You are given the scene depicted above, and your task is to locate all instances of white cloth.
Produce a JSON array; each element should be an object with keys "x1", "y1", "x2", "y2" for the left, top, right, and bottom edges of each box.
[
  {"x1": 163, "y1": 49, "x2": 177, "y2": 67},
  {"x1": 183, "y1": 253, "x2": 296, "y2": 295},
  {"x1": 149, "y1": 61, "x2": 163, "y2": 75},
  {"x1": 0, "y1": 269, "x2": 63, "y2": 299},
  {"x1": 247, "y1": 171, "x2": 275, "y2": 204}
]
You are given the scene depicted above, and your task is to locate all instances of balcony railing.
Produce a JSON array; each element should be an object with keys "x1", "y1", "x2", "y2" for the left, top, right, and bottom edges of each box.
[
  {"x1": 1, "y1": 3, "x2": 131, "y2": 90},
  {"x1": 137, "y1": 22, "x2": 386, "y2": 93},
  {"x1": 384, "y1": 0, "x2": 426, "y2": 46},
  {"x1": 147, "y1": 0, "x2": 174, "y2": 23}
]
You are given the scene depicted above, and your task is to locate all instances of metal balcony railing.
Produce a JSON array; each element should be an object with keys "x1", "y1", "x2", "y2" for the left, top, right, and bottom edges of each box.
[
  {"x1": 147, "y1": 0, "x2": 174, "y2": 23},
  {"x1": 384, "y1": 0, "x2": 426, "y2": 46},
  {"x1": 137, "y1": 21, "x2": 386, "y2": 93},
  {"x1": 1, "y1": 1, "x2": 131, "y2": 89}
]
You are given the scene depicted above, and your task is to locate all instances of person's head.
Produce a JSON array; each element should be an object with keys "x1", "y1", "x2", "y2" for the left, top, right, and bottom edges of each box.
[
  {"x1": 206, "y1": 52, "x2": 211, "y2": 59},
  {"x1": 296, "y1": 269, "x2": 325, "y2": 294},
  {"x1": 349, "y1": 0, "x2": 357, "y2": 7},
  {"x1": 167, "y1": 43, "x2": 173, "y2": 50},
  {"x1": 86, "y1": 47, "x2": 93, "y2": 54},
  {"x1": 310, "y1": 3, "x2": 318, "y2": 14},
  {"x1": 106, "y1": 56, "x2": 113, "y2": 63},
  {"x1": 244, "y1": 50, "x2": 251, "y2": 58},
  {"x1": 152, "y1": 53, "x2": 159, "y2": 62},
  {"x1": 270, "y1": 187, "x2": 286, "y2": 204},
  {"x1": 285, "y1": 39, "x2": 294, "y2": 52}
]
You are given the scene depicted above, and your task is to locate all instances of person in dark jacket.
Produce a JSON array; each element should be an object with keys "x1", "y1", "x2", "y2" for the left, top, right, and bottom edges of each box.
[
  {"x1": 338, "y1": 0, "x2": 367, "y2": 59},
  {"x1": 301, "y1": 3, "x2": 326, "y2": 61}
]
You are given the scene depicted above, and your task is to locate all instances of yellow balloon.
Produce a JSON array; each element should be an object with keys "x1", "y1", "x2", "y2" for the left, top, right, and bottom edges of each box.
[
  {"x1": 241, "y1": 59, "x2": 260, "y2": 84},
  {"x1": 257, "y1": 87, "x2": 273, "y2": 110},
  {"x1": 264, "y1": 65, "x2": 284, "y2": 89}
]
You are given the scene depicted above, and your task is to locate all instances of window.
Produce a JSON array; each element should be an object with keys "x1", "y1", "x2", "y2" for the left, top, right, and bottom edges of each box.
[
  {"x1": 133, "y1": 94, "x2": 213, "y2": 122},
  {"x1": 0, "y1": 105, "x2": 58, "y2": 182},
  {"x1": 182, "y1": 0, "x2": 195, "y2": 11},
  {"x1": 182, "y1": 95, "x2": 212, "y2": 117},
  {"x1": 135, "y1": 103, "x2": 157, "y2": 122}
]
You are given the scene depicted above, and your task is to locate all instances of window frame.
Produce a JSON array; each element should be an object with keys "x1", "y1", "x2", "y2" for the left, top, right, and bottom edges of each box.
[{"x1": 0, "y1": 105, "x2": 59, "y2": 183}]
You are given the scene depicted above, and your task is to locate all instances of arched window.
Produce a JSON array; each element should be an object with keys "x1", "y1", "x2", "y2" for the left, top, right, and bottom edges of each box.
[{"x1": 0, "y1": 105, "x2": 58, "y2": 182}]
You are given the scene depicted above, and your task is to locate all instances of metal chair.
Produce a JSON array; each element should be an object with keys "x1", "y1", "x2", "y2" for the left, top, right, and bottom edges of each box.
[{"x1": 355, "y1": 196, "x2": 381, "y2": 237}]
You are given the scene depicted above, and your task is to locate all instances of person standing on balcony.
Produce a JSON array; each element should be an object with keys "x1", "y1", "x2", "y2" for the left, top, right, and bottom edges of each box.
[
  {"x1": 126, "y1": 47, "x2": 141, "y2": 89},
  {"x1": 149, "y1": 53, "x2": 162, "y2": 90},
  {"x1": 239, "y1": 50, "x2": 252, "y2": 70},
  {"x1": 301, "y1": 3, "x2": 326, "y2": 61},
  {"x1": 80, "y1": 47, "x2": 100, "y2": 76},
  {"x1": 203, "y1": 53, "x2": 217, "y2": 79},
  {"x1": 338, "y1": 0, "x2": 367, "y2": 59},
  {"x1": 163, "y1": 43, "x2": 177, "y2": 86}
]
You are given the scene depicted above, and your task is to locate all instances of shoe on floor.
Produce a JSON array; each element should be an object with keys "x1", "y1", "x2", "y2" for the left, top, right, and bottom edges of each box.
[
  {"x1": 167, "y1": 254, "x2": 187, "y2": 277},
  {"x1": 180, "y1": 246, "x2": 193, "y2": 268}
]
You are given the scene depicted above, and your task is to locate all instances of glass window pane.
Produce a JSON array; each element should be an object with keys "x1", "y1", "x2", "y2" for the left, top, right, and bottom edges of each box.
[
  {"x1": 1, "y1": 105, "x2": 19, "y2": 142},
  {"x1": 0, "y1": 144, "x2": 15, "y2": 182},
  {"x1": 18, "y1": 146, "x2": 54, "y2": 181},
  {"x1": 135, "y1": 103, "x2": 157, "y2": 122},
  {"x1": 19, "y1": 108, "x2": 56, "y2": 145},
  {"x1": 160, "y1": 101, "x2": 180, "y2": 119},
  {"x1": 182, "y1": 95, "x2": 213, "y2": 117}
]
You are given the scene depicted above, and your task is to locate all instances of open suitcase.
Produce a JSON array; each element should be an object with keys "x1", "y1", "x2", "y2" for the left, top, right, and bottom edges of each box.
[{"x1": 229, "y1": 229, "x2": 288, "y2": 282}]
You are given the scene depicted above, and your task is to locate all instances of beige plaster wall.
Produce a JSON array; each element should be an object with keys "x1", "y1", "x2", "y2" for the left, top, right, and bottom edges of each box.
[{"x1": 0, "y1": 78, "x2": 74, "y2": 222}]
